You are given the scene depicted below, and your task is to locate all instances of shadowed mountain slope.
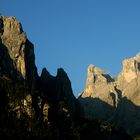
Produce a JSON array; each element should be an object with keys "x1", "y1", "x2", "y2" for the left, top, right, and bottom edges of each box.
[{"x1": 0, "y1": 15, "x2": 133, "y2": 139}]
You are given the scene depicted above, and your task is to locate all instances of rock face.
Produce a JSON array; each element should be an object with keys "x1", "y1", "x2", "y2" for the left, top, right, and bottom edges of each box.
[
  {"x1": 79, "y1": 64, "x2": 119, "y2": 120},
  {"x1": 117, "y1": 54, "x2": 140, "y2": 105},
  {"x1": 81, "y1": 64, "x2": 116, "y2": 104},
  {"x1": 114, "y1": 54, "x2": 140, "y2": 135},
  {"x1": 0, "y1": 16, "x2": 36, "y2": 84},
  {"x1": 79, "y1": 54, "x2": 140, "y2": 135},
  {"x1": 0, "y1": 16, "x2": 79, "y2": 138},
  {"x1": 0, "y1": 15, "x2": 133, "y2": 139}
]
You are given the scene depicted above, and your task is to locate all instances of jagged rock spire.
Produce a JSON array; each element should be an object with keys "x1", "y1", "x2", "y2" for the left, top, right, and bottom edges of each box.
[
  {"x1": 118, "y1": 53, "x2": 140, "y2": 84},
  {"x1": 79, "y1": 53, "x2": 140, "y2": 135},
  {"x1": 0, "y1": 16, "x2": 37, "y2": 85},
  {"x1": 117, "y1": 53, "x2": 140, "y2": 105},
  {"x1": 81, "y1": 64, "x2": 116, "y2": 98}
]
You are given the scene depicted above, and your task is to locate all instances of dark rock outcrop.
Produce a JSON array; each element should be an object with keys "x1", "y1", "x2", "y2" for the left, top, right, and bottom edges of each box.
[{"x1": 0, "y1": 16, "x2": 78, "y2": 138}]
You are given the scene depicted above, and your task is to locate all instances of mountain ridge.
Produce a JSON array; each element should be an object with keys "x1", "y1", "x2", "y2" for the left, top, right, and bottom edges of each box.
[
  {"x1": 0, "y1": 15, "x2": 134, "y2": 139},
  {"x1": 79, "y1": 53, "x2": 140, "y2": 135}
]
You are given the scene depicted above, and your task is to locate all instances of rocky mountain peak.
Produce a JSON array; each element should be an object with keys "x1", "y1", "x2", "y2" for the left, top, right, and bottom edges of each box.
[
  {"x1": 118, "y1": 53, "x2": 140, "y2": 84},
  {"x1": 0, "y1": 15, "x2": 135, "y2": 139},
  {"x1": 3, "y1": 16, "x2": 23, "y2": 36},
  {"x1": 0, "y1": 15, "x2": 80, "y2": 138},
  {"x1": 41, "y1": 68, "x2": 52, "y2": 81},
  {"x1": 83, "y1": 64, "x2": 115, "y2": 98},
  {"x1": 0, "y1": 16, "x2": 36, "y2": 84},
  {"x1": 79, "y1": 64, "x2": 118, "y2": 121},
  {"x1": 117, "y1": 54, "x2": 140, "y2": 105},
  {"x1": 79, "y1": 53, "x2": 140, "y2": 135},
  {"x1": 57, "y1": 68, "x2": 67, "y2": 78},
  {"x1": 87, "y1": 64, "x2": 114, "y2": 86}
]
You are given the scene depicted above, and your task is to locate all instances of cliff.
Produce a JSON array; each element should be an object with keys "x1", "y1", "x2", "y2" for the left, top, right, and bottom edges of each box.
[
  {"x1": 79, "y1": 54, "x2": 140, "y2": 135},
  {"x1": 0, "y1": 16, "x2": 78, "y2": 139},
  {"x1": 0, "y1": 15, "x2": 132, "y2": 139}
]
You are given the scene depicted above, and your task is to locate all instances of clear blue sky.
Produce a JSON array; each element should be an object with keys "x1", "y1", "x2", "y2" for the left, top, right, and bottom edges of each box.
[{"x1": 1, "y1": 0, "x2": 140, "y2": 97}]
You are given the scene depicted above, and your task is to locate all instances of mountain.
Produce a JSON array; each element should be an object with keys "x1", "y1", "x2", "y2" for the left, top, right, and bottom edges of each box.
[
  {"x1": 0, "y1": 15, "x2": 132, "y2": 139},
  {"x1": 0, "y1": 16, "x2": 36, "y2": 84},
  {"x1": 79, "y1": 54, "x2": 140, "y2": 136},
  {"x1": 0, "y1": 15, "x2": 78, "y2": 139}
]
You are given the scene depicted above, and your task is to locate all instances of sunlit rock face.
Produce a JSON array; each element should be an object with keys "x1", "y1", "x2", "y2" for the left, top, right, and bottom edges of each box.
[
  {"x1": 82, "y1": 64, "x2": 116, "y2": 101},
  {"x1": 114, "y1": 54, "x2": 140, "y2": 134},
  {"x1": 79, "y1": 54, "x2": 140, "y2": 135},
  {"x1": 117, "y1": 54, "x2": 140, "y2": 106},
  {"x1": 0, "y1": 16, "x2": 36, "y2": 83},
  {"x1": 79, "y1": 64, "x2": 118, "y2": 120}
]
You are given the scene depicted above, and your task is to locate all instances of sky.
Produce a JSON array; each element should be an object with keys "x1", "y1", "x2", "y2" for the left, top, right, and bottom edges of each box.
[{"x1": 1, "y1": 0, "x2": 140, "y2": 97}]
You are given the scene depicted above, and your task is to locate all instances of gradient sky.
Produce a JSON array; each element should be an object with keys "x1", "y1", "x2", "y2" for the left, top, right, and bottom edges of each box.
[{"x1": 1, "y1": 0, "x2": 140, "y2": 97}]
